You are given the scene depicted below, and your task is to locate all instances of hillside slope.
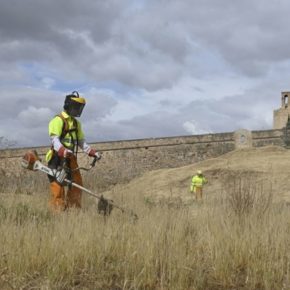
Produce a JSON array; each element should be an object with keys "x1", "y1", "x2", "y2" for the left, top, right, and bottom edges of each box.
[{"x1": 106, "y1": 146, "x2": 290, "y2": 205}]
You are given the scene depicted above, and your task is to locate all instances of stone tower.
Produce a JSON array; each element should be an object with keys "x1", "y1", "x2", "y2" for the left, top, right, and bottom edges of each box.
[{"x1": 273, "y1": 91, "x2": 290, "y2": 129}]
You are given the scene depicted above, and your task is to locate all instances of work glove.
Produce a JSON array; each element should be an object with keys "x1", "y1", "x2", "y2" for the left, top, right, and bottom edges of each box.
[
  {"x1": 58, "y1": 146, "x2": 73, "y2": 158},
  {"x1": 88, "y1": 148, "x2": 102, "y2": 160}
]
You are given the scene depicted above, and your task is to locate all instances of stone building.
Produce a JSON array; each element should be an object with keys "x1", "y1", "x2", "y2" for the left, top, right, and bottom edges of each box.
[{"x1": 273, "y1": 91, "x2": 290, "y2": 129}]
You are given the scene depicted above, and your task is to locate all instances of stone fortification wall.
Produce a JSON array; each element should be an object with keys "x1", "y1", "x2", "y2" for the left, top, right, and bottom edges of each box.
[
  {"x1": 251, "y1": 129, "x2": 284, "y2": 147},
  {"x1": 0, "y1": 129, "x2": 285, "y2": 191}
]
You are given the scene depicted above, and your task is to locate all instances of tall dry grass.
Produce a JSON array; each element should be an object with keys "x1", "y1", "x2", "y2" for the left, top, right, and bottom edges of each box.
[{"x1": 0, "y1": 169, "x2": 290, "y2": 289}]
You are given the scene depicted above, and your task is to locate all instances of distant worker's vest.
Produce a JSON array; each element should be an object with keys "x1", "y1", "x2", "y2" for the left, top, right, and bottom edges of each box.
[
  {"x1": 191, "y1": 175, "x2": 207, "y2": 193},
  {"x1": 191, "y1": 175, "x2": 206, "y2": 188}
]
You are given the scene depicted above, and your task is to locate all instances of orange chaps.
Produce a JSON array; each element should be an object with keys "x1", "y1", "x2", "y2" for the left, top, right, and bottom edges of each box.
[
  {"x1": 195, "y1": 187, "x2": 203, "y2": 200},
  {"x1": 49, "y1": 155, "x2": 83, "y2": 211}
]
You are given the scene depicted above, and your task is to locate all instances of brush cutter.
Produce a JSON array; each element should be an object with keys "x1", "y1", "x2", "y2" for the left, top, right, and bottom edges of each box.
[{"x1": 21, "y1": 150, "x2": 138, "y2": 220}]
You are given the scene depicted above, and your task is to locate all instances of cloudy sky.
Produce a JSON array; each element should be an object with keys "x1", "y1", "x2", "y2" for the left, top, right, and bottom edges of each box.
[{"x1": 0, "y1": 0, "x2": 289, "y2": 148}]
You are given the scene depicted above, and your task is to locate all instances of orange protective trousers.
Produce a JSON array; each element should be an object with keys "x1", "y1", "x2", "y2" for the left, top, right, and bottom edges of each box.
[
  {"x1": 195, "y1": 187, "x2": 203, "y2": 200},
  {"x1": 49, "y1": 155, "x2": 83, "y2": 212}
]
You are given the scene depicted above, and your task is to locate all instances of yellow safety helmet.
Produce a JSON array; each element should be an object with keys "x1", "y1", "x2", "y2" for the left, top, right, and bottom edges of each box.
[
  {"x1": 197, "y1": 170, "x2": 203, "y2": 175},
  {"x1": 64, "y1": 91, "x2": 86, "y2": 117}
]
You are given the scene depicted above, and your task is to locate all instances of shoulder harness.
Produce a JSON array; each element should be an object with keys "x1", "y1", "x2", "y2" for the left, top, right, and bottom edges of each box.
[{"x1": 57, "y1": 114, "x2": 79, "y2": 155}]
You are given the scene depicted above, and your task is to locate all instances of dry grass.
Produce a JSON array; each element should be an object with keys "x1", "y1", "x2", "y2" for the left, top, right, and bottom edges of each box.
[
  {"x1": 1, "y1": 174, "x2": 290, "y2": 290},
  {"x1": 1, "y1": 148, "x2": 290, "y2": 289}
]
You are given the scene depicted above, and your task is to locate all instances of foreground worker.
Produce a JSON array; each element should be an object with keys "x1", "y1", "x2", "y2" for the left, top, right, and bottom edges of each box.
[
  {"x1": 190, "y1": 170, "x2": 207, "y2": 200},
  {"x1": 46, "y1": 91, "x2": 101, "y2": 211}
]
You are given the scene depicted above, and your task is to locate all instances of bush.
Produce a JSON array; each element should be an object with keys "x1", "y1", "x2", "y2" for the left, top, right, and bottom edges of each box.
[{"x1": 224, "y1": 173, "x2": 273, "y2": 218}]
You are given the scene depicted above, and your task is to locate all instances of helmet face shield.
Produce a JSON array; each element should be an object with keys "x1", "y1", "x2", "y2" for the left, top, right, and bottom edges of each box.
[
  {"x1": 68, "y1": 101, "x2": 85, "y2": 117},
  {"x1": 64, "y1": 92, "x2": 86, "y2": 117}
]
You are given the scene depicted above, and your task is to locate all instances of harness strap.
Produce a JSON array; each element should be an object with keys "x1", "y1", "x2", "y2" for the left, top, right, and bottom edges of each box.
[{"x1": 52, "y1": 114, "x2": 79, "y2": 156}]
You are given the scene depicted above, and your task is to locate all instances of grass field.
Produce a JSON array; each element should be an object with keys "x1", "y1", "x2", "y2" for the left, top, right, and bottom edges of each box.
[
  {"x1": 1, "y1": 172, "x2": 290, "y2": 290},
  {"x1": 1, "y1": 147, "x2": 290, "y2": 289}
]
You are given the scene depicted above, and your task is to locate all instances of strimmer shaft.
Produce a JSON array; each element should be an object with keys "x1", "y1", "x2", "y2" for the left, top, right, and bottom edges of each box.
[{"x1": 32, "y1": 160, "x2": 137, "y2": 219}]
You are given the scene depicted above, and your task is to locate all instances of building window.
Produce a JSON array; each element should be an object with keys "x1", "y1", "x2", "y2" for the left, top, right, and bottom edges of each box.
[{"x1": 283, "y1": 94, "x2": 289, "y2": 108}]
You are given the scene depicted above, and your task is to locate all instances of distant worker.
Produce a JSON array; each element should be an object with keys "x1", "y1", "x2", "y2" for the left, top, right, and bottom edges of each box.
[
  {"x1": 190, "y1": 170, "x2": 207, "y2": 200},
  {"x1": 46, "y1": 91, "x2": 101, "y2": 211}
]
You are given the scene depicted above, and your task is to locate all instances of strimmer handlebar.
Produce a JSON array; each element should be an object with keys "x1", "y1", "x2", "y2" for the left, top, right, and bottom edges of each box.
[{"x1": 71, "y1": 155, "x2": 99, "y2": 172}]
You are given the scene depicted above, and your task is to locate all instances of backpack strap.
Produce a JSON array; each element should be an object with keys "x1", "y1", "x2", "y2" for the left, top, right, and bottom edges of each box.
[
  {"x1": 57, "y1": 114, "x2": 69, "y2": 141},
  {"x1": 56, "y1": 114, "x2": 79, "y2": 155}
]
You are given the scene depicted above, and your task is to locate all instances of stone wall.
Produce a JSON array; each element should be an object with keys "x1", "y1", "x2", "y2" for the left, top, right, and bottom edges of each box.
[{"x1": 0, "y1": 129, "x2": 285, "y2": 191}]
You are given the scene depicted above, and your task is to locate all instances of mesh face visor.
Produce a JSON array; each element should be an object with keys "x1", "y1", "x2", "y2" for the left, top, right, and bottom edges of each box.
[{"x1": 68, "y1": 100, "x2": 85, "y2": 117}]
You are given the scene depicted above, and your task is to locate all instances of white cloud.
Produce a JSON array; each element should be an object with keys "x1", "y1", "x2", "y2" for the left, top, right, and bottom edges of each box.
[
  {"x1": 183, "y1": 121, "x2": 212, "y2": 135},
  {"x1": 18, "y1": 106, "x2": 53, "y2": 127},
  {"x1": 0, "y1": 1, "x2": 290, "y2": 146},
  {"x1": 41, "y1": 77, "x2": 55, "y2": 89}
]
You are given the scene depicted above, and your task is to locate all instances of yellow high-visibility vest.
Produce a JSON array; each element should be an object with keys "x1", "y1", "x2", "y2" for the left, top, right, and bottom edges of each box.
[
  {"x1": 46, "y1": 111, "x2": 85, "y2": 161},
  {"x1": 190, "y1": 175, "x2": 207, "y2": 192}
]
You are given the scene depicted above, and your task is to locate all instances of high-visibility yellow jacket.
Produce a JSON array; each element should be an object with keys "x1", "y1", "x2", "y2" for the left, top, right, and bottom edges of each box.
[
  {"x1": 46, "y1": 111, "x2": 86, "y2": 161},
  {"x1": 190, "y1": 175, "x2": 207, "y2": 193}
]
